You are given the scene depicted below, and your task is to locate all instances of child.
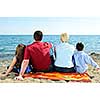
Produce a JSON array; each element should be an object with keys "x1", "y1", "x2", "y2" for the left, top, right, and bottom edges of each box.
[
  {"x1": 73, "y1": 42, "x2": 100, "y2": 73},
  {"x1": 2, "y1": 44, "x2": 33, "y2": 76}
]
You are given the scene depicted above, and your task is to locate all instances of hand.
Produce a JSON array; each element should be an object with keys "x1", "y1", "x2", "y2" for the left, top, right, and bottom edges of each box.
[{"x1": 14, "y1": 75, "x2": 24, "y2": 81}]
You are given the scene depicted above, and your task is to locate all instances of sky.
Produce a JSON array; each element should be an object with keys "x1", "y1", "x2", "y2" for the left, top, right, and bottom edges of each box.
[{"x1": 0, "y1": 17, "x2": 100, "y2": 35}]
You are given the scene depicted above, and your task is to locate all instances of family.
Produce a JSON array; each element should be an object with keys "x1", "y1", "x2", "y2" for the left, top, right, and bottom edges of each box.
[{"x1": 2, "y1": 30, "x2": 100, "y2": 80}]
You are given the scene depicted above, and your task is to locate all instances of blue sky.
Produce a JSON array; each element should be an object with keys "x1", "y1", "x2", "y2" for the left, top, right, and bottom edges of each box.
[{"x1": 0, "y1": 17, "x2": 100, "y2": 35}]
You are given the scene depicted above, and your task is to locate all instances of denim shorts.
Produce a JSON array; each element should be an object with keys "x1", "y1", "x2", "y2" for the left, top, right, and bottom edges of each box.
[{"x1": 7, "y1": 65, "x2": 33, "y2": 74}]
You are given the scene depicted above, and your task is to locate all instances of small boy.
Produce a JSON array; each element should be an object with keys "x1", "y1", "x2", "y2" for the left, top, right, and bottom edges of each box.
[{"x1": 73, "y1": 42, "x2": 100, "y2": 73}]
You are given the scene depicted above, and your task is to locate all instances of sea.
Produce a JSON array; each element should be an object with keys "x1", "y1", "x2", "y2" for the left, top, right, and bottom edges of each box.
[{"x1": 0, "y1": 35, "x2": 100, "y2": 60}]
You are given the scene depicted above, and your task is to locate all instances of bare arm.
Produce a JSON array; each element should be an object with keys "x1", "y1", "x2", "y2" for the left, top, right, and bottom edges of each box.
[
  {"x1": 14, "y1": 59, "x2": 29, "y2": 80},
  {"x1": 4, "y1": 56, "x2": 17, "y2": 76},
  {"x1": 19, "y1": 60, "x2": 29, "y2": 76}
]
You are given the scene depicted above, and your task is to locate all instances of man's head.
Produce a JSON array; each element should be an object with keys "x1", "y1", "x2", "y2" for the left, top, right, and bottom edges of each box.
[
  {"x1": 60, "y1": 33, "x2": 69, "y2": 42},
  {"x1": 33, "y1": 30, "x2": 43, "y2": 41},
  {"x1": 76, "y1": 42, "x2": 84, "y2": 51}
]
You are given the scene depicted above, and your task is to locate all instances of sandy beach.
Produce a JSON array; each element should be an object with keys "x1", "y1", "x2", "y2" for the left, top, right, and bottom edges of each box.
[{"x1": 0, "y1": 52, "x2": 100, "y2": 83}]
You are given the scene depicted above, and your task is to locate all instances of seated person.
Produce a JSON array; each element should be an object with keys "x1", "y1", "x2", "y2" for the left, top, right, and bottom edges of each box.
[
  {"x1": 54, "y1": 33, "x2": 76, "y2": 73},
  {"x1": 2, "y1": 44, "x2": 33, "y2": 77},
  {"x1": 15, "y1": 30, "x2": 54, "y2": 80},
  {"x1": 73, "y1": 42, "x2": 100, "y2": 73}
]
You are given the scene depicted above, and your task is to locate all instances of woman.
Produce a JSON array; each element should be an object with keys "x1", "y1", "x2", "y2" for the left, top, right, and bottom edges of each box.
[
  {"x1": 54, "y1": 33, "x2": 76, "y2": 73},
  {"x1": 2, "y1": 44, "x2": 33, "y2": 76}
]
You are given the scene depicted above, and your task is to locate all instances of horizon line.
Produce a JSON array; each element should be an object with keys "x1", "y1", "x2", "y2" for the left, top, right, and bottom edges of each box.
[{"x1": 0, "y1": 34, "x2": 100, "y2": 35}]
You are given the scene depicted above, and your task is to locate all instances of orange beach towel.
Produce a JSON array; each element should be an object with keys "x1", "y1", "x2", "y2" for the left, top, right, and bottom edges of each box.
[{"x1": 23, "y1": 72, "x2": 91, "y2": 82}]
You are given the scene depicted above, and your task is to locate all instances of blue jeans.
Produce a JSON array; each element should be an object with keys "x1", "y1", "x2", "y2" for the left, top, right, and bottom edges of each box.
[{"x1": 7, "y1": 65, "x2": 33, "y2": 74}]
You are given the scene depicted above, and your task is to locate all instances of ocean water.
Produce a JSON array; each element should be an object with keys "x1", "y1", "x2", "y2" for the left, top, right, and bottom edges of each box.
[{"x1": 0, "y1": 35, "x2": 100, "y2": 60}]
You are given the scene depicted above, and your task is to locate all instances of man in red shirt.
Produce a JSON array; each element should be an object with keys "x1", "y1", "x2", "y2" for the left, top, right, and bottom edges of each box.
[{"x1": 15, "y1": 30, "x2": 54, "y2": 80}]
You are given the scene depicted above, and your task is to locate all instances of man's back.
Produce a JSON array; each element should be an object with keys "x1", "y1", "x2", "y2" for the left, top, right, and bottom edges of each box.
[
  {"x1": 15, "y1": 30, "x2": 53, "y2": 80},
  {"x1": 24, "y1": 41, "x2": 52, "y2": 71}
]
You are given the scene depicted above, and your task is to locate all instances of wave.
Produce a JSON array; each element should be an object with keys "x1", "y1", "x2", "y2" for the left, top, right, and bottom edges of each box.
[
  {"x1": 0, "y1": 53, "x2": 14, "y2": 60},
  {"x1": 0, "y1": 47, "x2": 5, "y2": 52}
]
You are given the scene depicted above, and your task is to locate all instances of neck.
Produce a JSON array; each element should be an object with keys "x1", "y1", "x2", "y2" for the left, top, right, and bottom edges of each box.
[
  {"x1": 62, "y1": 41, "x2": 67, "y2": 43},
  {"x1": 34, "y1": 40, "x2": 41, "y2": 42}
]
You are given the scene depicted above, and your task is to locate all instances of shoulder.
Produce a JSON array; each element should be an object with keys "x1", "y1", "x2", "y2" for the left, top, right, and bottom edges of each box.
[
  {"x1": 74, "y1": 51, "x2": 85, "y2": 56},
  {"x1": 85, "y1": 53, "x2": 91, "y2": 59},
  {"x1": 69, "y1": 43, "x2": 74, "y2": 47},
  {"x1": 27, "y1": 43, "x2": 34, "y2": 47},
  {"x1": 24, "y1": 43, "x2": 33, "y2": 51},
  {"x1": 82, "y1": 52, "x2": 88, "y2": 56},
  {"x1": 44, "y1": 42, "x2": 51, "y2": 45},
  {"x1": 25, "y1": 43, "x2": 36, "y2": 49},
  {"x1": 55, "y1": 43, "x2": 62, "y2": 48},
  {"x1": 43, "y1": 42, "x2": 52, "y2": 48},
  {"x1": 80, "y1": 51, "x2": 89, "y2": 59},
  {"x1": 68, "y1": 43, "x2": 75, "y2": 50}
]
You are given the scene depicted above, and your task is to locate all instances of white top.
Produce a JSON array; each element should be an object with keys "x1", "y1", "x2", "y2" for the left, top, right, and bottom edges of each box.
[{"x1": 54, "y1": 42, "x2": 75, "y2": 68}]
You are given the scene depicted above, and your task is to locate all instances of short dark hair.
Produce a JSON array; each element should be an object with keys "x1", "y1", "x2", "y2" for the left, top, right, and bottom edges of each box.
[
  {"x1": 76, "y1": 42, "x2": 84, "y2": 51},
  {"x1": 33, "y1": 30, "x2": 43, "y2": 41}
]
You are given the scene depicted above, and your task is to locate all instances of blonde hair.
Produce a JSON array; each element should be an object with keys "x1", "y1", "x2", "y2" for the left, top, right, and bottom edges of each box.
[{"x1": 60, "y1": 33, "x2": 69, "y2": 42}]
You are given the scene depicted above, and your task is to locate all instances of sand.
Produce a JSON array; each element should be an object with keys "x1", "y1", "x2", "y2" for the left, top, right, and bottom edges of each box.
[{"x1": 0, "y1": 52, "x2": 100, "y2": 83}]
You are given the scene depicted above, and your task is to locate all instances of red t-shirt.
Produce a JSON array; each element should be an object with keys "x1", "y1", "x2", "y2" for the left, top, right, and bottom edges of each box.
[{"x1": 24, "y1": 41, "x2": 52, "y2": 71}]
